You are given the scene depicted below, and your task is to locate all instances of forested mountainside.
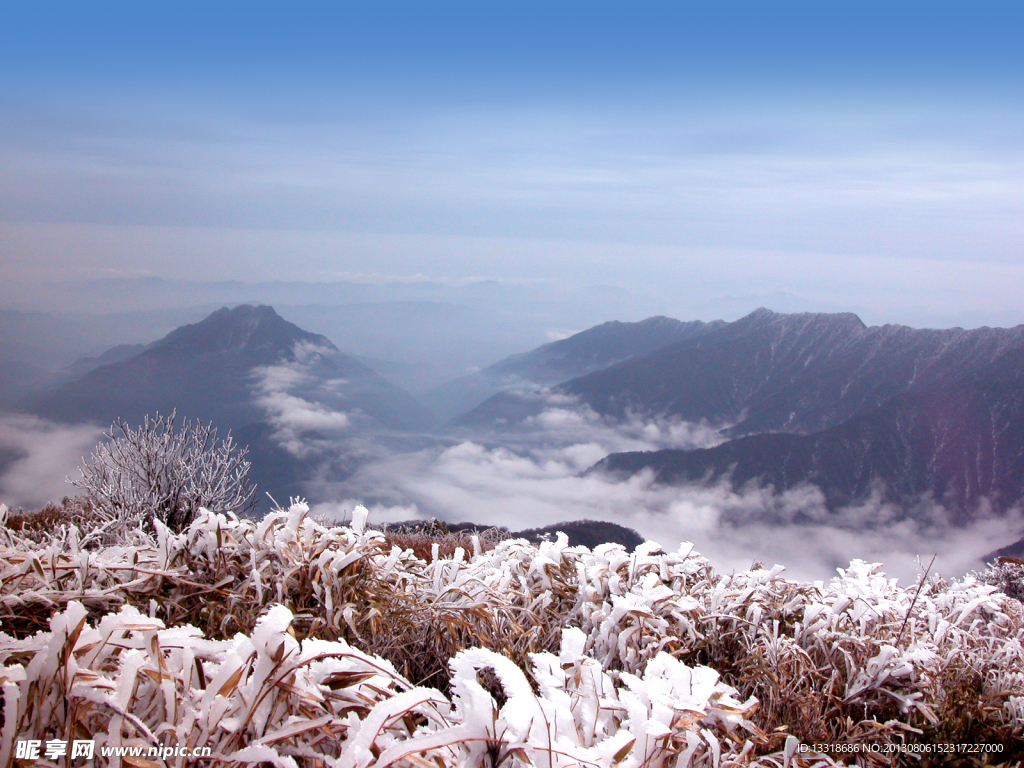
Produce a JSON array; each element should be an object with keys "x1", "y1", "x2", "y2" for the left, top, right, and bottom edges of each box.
[
  {"x1": 432, "y1": 309, "x2": 1024, "y2": 521},
  {"x1": 438, "y1": 308, "x2": 1024, "y2": 523},
  {"x1": 597, "y1": 365, "x2": 1024, "y2": 521}
]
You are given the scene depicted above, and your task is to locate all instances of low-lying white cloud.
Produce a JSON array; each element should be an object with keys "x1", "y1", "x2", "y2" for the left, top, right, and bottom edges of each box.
[
  {"x1": 315, "y1": 407, "x2": 1024, "y2": 584},
  {"x1": 251, "y1": 350, "x2": 354, "y2": 458},
  {"x1": 469, "y1": 395, "x2": 726, "y2": 455},
  {"x1": 0, "y1": 415, "x2": 102, "y2": 510},
  {"x1": 258, "y1": 388, "x2": 351, "y2": 457}
]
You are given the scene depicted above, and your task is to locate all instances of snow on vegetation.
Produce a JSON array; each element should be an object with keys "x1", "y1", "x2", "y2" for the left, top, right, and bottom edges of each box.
[{"x1": 0, "y1": 502, "x2": 1021, "y2": 766}]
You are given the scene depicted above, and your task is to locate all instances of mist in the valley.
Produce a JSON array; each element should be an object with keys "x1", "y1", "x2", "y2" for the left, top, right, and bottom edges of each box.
[
  {"x1": 304, "y1": 398, "x2": 1022, "y2": 585},
  {"x1": 0, "y1": 414, "x2": 102, "y2": 511},
  {"x1": 3, "y1": 288, "x2": 1024, "y2": 585},
  {"x1": 0, "y1": 279, "x2": 672, "y2": 398},
  {"x1": 4, "y1": 280, "x2": 1024, "y2": 586}
]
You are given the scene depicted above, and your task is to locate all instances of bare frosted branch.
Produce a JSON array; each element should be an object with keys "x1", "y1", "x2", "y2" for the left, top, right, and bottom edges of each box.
[{"x1": 71, "y1": 411, "x2": 256, "y2": 532}]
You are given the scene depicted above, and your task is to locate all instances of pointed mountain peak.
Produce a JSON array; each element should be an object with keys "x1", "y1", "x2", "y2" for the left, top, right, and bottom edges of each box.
[
  {"x1": 204, "y1": 303, "x2": 283, "y2": 328},
  {"x1": 635, "y1": 315, "x2": 684, "y2": 328},
  {"x1": 151, "y1": 304, "x2": 337, "y2": 358}
]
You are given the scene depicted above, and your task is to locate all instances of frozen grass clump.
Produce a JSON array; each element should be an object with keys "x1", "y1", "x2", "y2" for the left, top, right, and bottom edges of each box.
[
  {"x1": 0, "y1": 601, "x2": 768, "y2": 767},
  {"x1": 0, "y1": 496, "x2": 105, "y2": 544},
  {"x1": 0, "y1": 501, "x2": 1021, "y2": 764}
]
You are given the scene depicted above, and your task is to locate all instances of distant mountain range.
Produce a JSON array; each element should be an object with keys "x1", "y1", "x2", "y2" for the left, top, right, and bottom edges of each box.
[
  {"x1": 438, "y1": 316, "x2": 720, "y2": 423},
  {"x1": 452, "y1": 307, "x2": 1024, "y2": 518},
  {"x1": 17, "y1": 302, "x2": 1024, "y2": 541},
  {"x1": 57, "y1": 343, "x2": 152, "y2": 381},
  {"x1": 30, "y1": 305, "x2": 433, "y2": 502},
  {"x1": 554, "y1": 308, "x2": 1024, "y2": 518}
]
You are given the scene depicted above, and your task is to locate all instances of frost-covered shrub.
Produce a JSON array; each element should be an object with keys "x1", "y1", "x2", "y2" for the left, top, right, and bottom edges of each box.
[
  {"x1": 0, "y1": 601, "x2": 434, "y2": 765},
  {"x1": 694, "y1": 560, "x2": 1024, "y2": 750},
  {"x1": 379, "y1": 519, "x2": 509, "y2": 561},
  {"x1": 978, "y1": 558, "x2": 1024, "y2": 603},
  {"x1": 70, "y1": 412, "x2": 256, "y2": 533}
]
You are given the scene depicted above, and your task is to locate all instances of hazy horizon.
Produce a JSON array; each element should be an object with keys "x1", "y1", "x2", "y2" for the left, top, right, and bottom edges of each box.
[
  {"x1": 3, "y1": 3, "x2": 1024, "y2": 330},
  {"x1": 3, "y1": 3, "x2": 1024, "y2": 584}
]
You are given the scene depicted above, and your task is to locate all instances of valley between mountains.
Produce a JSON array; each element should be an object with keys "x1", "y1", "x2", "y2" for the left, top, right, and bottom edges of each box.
[{"x1": 7, "y1": 303, "x2": 1024, "y2": 579}]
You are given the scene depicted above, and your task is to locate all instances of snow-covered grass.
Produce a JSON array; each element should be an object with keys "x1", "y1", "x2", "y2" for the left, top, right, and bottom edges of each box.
[{"x1": 0, "y1": 501, "x2": 1021, "y2": 766}]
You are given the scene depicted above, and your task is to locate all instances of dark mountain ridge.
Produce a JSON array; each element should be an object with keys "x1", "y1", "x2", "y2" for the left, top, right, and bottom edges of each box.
[
  {"x1": 59, "y1": 343, "x2": 151, "y2": 381},
  {"x1": 597, "y1": 376, "x2": 1024, "y2": 521},
  {"x1": 487, "y1": 316, "x2": 719, "y2": 384},
  {"x1": 564, "y1": 308, "x2": 1024, "y2": 438},
  {"x1": 30, "y1": 305, "x2": 433, "y2": 503},
  {"x1": 33, "y1": 305, "x2": 430, "y2": 431},
  {"x1": 450, "y1": 316, "x2": 720, "y2": 424},
  {"x1": 589, "y1": 310, "x2": 1024, "y2": 517}
]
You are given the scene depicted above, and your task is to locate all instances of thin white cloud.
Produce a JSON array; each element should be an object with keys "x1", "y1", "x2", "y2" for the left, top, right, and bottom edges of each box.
[
  {"x1": 465, "y1": 392, "x2": 726, "y2": 455},
  {"x1": 251, "y1": 348, "x2": 354, "y2": 458},
  {"x1": 3, "y1": 99, "x2": 1023, "y2": 333}
]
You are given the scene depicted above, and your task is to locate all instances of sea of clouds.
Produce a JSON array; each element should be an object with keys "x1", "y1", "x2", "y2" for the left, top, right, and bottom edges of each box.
[
  {"x1": 3, "y1": 394, "x2": 1021, "y2": 586},
  {"x1": 0, "y1": 414, "x2": 102, "y2": 510},
  {"x1": 309, "y1": 400, "x2": 1024, "y2": 585}
]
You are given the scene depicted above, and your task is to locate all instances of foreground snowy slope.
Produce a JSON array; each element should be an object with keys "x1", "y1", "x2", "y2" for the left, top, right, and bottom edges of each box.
[{"x1": 0, "y1": 503, "x2": 1020, "y2": 765}]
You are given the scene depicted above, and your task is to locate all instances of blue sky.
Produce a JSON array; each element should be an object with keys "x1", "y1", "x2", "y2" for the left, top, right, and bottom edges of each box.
[{"x1": 2, "y1": 2, "x2": 1023, "y2": 326}]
